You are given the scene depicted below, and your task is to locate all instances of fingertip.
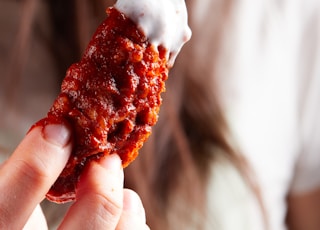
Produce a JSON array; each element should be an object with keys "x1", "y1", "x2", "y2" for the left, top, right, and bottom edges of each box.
[
  {"x1": 30, "y1": 118, "x2": 72, "y2": 148},
  {"x1": 77, "y1": 154, "x2": 124, "y2": 198},
  {"x1": 99, "y1": 154, "x2": 122, "y2": 171},
  {"x1": 116, "y1": 189, "x2": 148, "y2": 229},
  {"x1": 123, "y1": 189, "x2": 145, "y2": 214},
  {"x1": 60, "y1": 155, "x2": 125, "y2": 229},
  {"x1": 42, "y1": 122, "x2": 71, "y2": 147}
]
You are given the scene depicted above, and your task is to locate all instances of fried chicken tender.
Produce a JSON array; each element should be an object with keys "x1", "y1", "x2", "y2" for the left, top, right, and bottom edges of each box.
[{"x1": 33, "y1": 8, "x2": 168, "y2": 203}]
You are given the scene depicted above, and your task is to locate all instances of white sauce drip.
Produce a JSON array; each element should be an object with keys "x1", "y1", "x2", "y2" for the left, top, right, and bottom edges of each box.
[{"x1": 115, "y1": 0, "x2": 191, "y2": 66}]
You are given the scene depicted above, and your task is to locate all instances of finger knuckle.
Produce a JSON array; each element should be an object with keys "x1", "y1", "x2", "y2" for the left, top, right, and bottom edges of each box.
[
  {"x1": 92, "y1": 192, "x2": 123, "y2": 220},
  {"x1": 14, "y1": 158, "x2": 49, "y2": 187}
]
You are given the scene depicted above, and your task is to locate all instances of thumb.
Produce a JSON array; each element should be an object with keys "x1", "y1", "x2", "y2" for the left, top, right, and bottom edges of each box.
[{"x1": 0, "y1": 121, "x2": 72, "y2": 229}]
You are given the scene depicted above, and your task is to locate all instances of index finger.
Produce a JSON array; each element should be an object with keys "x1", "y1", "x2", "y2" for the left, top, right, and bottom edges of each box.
[{"x1": 0, "y1": 123, "x2": 72, "y2": 229}]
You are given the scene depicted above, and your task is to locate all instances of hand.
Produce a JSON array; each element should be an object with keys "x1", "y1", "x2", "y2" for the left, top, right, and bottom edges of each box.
[{"x1": 0, "y1": 123, "x2": 149, "y2": 229}]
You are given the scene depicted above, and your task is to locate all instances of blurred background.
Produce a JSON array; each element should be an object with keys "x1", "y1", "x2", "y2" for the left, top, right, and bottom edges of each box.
[{"x1": 1, "y1": 0, "x2": 320, "y2": 229}]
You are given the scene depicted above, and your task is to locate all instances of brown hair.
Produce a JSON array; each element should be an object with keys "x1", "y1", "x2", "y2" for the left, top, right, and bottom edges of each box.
[{"x1": 3, "y1": 0, "x2": 266, "y2": 229}]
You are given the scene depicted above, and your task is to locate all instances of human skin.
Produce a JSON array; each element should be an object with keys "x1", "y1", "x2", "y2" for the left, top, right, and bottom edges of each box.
[
  {"x1": 286, "y1": 190, "x2": 320, "y2": 230},
  {"x1": 0, "y1": 123, "x2": 149, "y2": 229}
]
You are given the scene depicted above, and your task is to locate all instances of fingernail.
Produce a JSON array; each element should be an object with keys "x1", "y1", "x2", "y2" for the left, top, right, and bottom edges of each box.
[
  {"x1": 100, "y1": 154, "x2": 122, "y2": 172},
  {"x1": 43, "y1": 123, "x2": 71, "y2": 147}
]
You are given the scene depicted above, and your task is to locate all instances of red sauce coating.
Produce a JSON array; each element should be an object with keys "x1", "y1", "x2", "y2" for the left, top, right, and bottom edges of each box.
[{"x1": 32, "y1": 7, "x2": 168, "y2": 203}]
